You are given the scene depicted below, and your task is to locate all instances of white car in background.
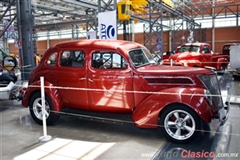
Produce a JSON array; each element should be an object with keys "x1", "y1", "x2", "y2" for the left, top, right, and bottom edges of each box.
[
  {"x1": 0, "y1": 53, "x2": 22, "y2": 101},
  {"x1": 0, "y1": 70, "x2": 17, "y2": 100}
]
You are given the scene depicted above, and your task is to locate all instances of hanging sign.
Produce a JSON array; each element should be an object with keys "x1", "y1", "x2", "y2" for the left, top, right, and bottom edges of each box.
[{"x1": 98, "y1": 10, "x2": 117, "y2": 40}]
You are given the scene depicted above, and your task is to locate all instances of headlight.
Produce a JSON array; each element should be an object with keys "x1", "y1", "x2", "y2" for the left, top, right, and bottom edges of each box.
[
  {"x1": 183, "y1": 61, "x2": 188, "y2": 67},
  {"x1": 204, "y1": 89, "x2": 212, "y2": 105},
  {"x1": 227, "y1": 63, "x2": 230, "y2": 69}
]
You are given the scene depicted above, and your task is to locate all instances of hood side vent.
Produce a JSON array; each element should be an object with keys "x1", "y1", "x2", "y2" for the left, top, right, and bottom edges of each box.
[{"x1": 145, "y1": 77, "x2": 194, "y2": 85}]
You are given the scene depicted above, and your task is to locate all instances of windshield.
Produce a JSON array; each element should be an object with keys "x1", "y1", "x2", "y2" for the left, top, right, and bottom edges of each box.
[
  {"x1": 179, "y1": 45, "x2": 200, "y2": 53},
  {"x1": 128, "y1": 48, "x2": 155, "y2": 67}
]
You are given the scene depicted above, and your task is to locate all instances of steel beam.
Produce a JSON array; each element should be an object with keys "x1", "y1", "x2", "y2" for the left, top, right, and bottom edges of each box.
[{"x1": 16, "y1": 0, "x2": 35, "y2": 80}]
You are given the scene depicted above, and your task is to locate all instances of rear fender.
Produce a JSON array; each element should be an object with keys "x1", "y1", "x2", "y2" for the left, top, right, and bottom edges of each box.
[
  {"x1": 22, "y1": 80, "x2": 64, "y2": 112},
  {"x1": 131, "y1": 87, "x2": 213, "y2": 128}
]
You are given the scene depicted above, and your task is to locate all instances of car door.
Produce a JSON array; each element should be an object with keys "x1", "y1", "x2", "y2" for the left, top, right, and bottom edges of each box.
[
  {"x1": 56, "y1": 49, "x2": 89, "y2": 110},
  {"x1": 201, "y1": 45, "x2": 213, "y2": 67},
  {"x1": 44, "y1": 50, "x2": 58, "y2": 86},
  {"x1": 87, "y1": 50, "x2": 134, "y2": 113}
]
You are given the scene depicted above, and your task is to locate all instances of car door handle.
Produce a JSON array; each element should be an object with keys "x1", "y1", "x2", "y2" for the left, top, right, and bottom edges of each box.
[
  {"x1": 113, "y1": 81, "x2": 120, "y2": 85},
  {"x1": 88, "y1": 78, "x2": 94, "y2": 82},
  {"x1": 79, "y1": 78, "x2": 86, "y2": 81}
]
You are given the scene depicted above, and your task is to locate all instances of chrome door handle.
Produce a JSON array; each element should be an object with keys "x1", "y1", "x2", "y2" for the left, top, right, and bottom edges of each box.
[
  {"x1": 88, "y1": 78, "x2": 94, "y2": 82},
  {"x1": 79, "y1": 78, "x2": 86, "y2": 81}
]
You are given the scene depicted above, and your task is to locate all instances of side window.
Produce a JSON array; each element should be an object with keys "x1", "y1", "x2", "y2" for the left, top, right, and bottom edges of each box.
[
  {"x1": 92, "y1": 52, "x2": 126, "y2": 69},
  {"x1": 46, "y1": 52, "x2": 57, "y2": 66},
  {"x1": 202, "y1": 46, "x2": 210, "y2": 54},
  {"x1": 60, "y1": 50, "x2": 85, "y2": 67}
]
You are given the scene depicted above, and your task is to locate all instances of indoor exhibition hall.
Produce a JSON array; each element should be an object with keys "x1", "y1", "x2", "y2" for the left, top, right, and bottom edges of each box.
[{"x1": 1, "y1": 0, "x2": 240, "y2": 160}]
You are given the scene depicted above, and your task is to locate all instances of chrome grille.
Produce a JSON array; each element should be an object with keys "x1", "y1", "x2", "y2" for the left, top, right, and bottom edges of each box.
[
  {"x1": 0, "y1": 81, "x2": 10, "y2": 87},
  {"x1": 198, "y1": 75, "x2": 224, "y2": 110}
]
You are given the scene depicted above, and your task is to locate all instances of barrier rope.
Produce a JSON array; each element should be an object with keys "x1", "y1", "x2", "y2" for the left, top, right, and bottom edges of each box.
[{"x1": 4, "y1": 82, "x2": 238, "y2": 137}]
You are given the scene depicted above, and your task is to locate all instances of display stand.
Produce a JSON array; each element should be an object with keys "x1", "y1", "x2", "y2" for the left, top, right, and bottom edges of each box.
[{"x1": 39, "y1": 76, "x2": 52, "y2": 142}]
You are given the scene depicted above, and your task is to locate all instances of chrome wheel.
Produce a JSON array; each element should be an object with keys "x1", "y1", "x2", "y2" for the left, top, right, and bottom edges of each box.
[
  {"x1": 158, "y1": 104, "x2": 201, "y2": 143},
  {"x1": 162, "y1": 108, "x2": 198, "y2": 142},
  {"x1": 29, "y1": 92, "x2": 60, "y2": 125},
  {"x1": 32, "y1": 97, "x2": 50, "y2": 120}
]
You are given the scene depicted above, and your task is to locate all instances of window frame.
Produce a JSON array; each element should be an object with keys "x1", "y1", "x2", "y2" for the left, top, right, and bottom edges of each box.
[{"x1": 92, "y1": 51, "x2": 127, "y2": 69}]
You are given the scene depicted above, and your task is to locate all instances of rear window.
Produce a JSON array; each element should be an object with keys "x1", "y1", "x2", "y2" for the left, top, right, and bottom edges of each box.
[
  {"x1": 180, "y1": 45, "x2": 200, "y2": 53},
  {"x1": 46, "y1": 52, "x2": 57, "y2": 66}
]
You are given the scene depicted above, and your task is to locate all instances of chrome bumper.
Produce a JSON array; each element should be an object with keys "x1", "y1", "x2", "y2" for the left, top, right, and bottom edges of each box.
[
  {"x1": 218, "y1": 72, "x2": 233, "y2": 126},
  {"x1": 0, "y1": 81, "x2": 15, "y2": 100},
  {"x1": 218, "y1": 104, "x2": 230, "y2": 126}
]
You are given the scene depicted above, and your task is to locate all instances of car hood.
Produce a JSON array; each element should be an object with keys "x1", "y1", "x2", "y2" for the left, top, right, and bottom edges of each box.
[
  {"x1": 169, "y1": 52, "x2": 198, "y2": 61},
  {"x1": 136, "y1": 64, "x2": 214, "y2": 76}
]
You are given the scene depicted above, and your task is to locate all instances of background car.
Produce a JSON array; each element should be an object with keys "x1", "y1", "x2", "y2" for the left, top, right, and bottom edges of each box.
[
  {"x1": 0, "y1": 70, "x2": 17, "y2": 100},
  {"x1": 0, "y1": 55, "x2": 22, "y2": 101}
]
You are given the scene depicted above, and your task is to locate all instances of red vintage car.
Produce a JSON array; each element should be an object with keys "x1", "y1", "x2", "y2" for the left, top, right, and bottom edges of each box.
[
  {"x1": 162, "y1": 43, "x2": 229, "y2": 73},
  {"x1": 222, "y1": 43, "x2": 240, "y2": 57},
  {"x1": 22, "y1": 39, "x2": 229, "y2": 143}
]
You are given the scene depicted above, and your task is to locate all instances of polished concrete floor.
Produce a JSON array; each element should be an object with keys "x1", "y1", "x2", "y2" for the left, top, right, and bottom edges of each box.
[{"x1": 0, "y1": 75, "x2": 240, "y2": 160}]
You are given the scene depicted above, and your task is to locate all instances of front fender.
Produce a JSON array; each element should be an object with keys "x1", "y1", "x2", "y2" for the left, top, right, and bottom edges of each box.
[
  {"x1": 22, "y1": 80, "x2": 64, "y2": 112},
  {"x1": 131, "y1": 87, "x2": 214, "y2": 128},
  {"x1": 216, "y1": 58, "x2": 228, "y2": 70}
]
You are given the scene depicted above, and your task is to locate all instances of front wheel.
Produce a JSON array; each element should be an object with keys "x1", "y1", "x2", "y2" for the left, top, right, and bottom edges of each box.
[
  {"x1": 29, "y1": 92, "x2": 60, "y2": 125},
  {"x1": 160, "y1": 105, "x2": 201, "y2": 143}
]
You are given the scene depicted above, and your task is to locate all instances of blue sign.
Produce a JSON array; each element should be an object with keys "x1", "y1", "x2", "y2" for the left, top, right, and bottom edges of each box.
[{"x1": 100, "y1": 24, "x2": 116, "y2": 39}]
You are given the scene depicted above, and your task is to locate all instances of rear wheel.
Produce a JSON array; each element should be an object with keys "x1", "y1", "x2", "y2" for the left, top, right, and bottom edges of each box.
[
  {"x1": 160, "y1": 105, "x2": 201, "y2": 143},
  {"x1": 29, "y1": 92, "x2": 60, "y2": 125}
]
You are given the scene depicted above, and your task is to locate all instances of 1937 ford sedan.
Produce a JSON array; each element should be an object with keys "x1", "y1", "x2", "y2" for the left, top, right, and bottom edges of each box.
[{"x1": 22, "y1": 39, "x2": 229, "y2": 143}]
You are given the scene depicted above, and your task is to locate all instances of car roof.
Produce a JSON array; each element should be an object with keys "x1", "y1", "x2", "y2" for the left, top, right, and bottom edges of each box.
[
  {"x1": 223, "y1": 43, "x2": 240, "y2": 47},
  {"x1": 53, "y1": 39, "x2": 144, "y2": 53},
  {"x1": 182, "y1": 42, "x2": 209, "y2": 46}
]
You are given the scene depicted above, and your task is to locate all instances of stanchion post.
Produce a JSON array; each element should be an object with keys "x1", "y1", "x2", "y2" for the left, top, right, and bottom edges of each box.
[{"x1": 39, "y1": 76, "x2": 52, "y2": 142}]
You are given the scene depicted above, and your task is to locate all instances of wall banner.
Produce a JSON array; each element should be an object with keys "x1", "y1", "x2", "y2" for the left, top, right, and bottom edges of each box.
[{"x1": 98, "y1": 10, "x2": 117, "y2": 40}]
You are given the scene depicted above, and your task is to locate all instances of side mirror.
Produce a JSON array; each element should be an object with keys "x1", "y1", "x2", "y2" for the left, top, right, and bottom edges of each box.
[{"x1": 3, "y1": 56, "x2": 17, "y2": 71}]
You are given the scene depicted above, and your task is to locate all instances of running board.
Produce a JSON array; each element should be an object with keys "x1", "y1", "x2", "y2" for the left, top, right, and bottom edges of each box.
[{"x1": 58, "y1": 108, "x2": 134, "y2": 126}]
